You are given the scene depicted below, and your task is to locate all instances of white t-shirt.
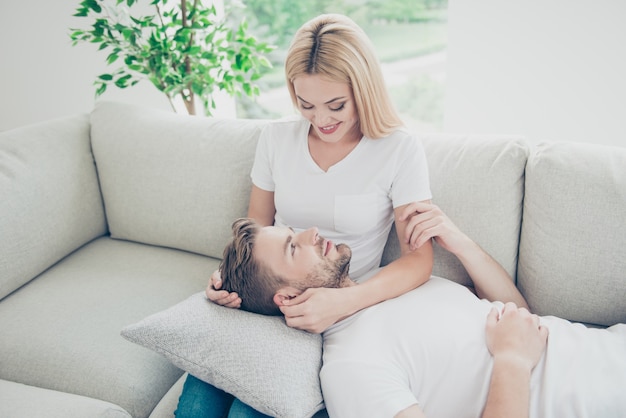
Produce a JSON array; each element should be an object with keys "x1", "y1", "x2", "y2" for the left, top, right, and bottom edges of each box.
[
  {"x1": 321, "y1": 275, "x2": 626, "y2": 418},
  {"x1": 250, "y1": 116, "x2": 432, "y2": 280}
]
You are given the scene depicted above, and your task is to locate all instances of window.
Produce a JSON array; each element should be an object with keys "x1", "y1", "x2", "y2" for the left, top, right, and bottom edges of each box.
[{"x1": 233, "y1": 0, "x2": 448, "y2": 132}]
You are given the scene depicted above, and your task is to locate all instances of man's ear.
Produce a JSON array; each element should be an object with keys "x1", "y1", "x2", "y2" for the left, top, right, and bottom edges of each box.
[{"x1": 273, "y1": 287, "x2": 303, "y2": 307}]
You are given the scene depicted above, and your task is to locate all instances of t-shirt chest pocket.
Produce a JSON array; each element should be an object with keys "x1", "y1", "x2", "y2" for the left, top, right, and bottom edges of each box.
[{"x1": 334, "y1": 193, "x2": 383, "y2": 235}]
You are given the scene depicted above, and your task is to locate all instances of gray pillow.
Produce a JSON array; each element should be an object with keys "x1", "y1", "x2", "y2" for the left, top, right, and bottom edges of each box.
[{"x1": 121, "y1": 292, "x2": 324, "y2": 418}]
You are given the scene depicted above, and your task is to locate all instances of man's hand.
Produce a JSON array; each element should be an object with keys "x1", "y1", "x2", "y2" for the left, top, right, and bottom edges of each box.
[
  {"x1": 486, "y1": 302, "x2": 548, "y2": 369},
  {"x1": 279, "y1": 287, "x2": 344, "y2": 334},
  {"x1": 205, "y1": 269, "x2": 242, "y2": 308},
  {"x1": 400, "y1": 202, "x2": 529, "y2": 308},
  {"x1": 482, "y1": 302, "x2": 548, "y2": 418},
  {"x1": 399, "y1": 202, "x2": 472, "y2": 254}
]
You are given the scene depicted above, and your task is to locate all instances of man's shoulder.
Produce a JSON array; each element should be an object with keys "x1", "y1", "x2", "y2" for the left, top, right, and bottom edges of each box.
[{"x1": 325, "y1": 277, "x2": 469, "y2": 335}]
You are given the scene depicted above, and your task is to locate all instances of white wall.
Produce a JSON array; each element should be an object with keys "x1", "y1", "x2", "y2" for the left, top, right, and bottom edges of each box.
[
  {"x1": 0, "y1": 1, "x2": 233, "y2": 132},
  {"x1": 0, "y1": 1, "x2": 170, "y2": 131},
  {"x1": 3, "y1": 0, "x2": 626, "y2": 149},
  {"x1": 445, "y1": 0, "x2": 626, "y2": 147}
]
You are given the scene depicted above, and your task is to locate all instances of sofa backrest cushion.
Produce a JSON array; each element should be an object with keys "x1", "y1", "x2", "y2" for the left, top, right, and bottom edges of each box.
[
  {"x1": 90, "y1": 101, "x2": 268, "y2": 259},
  {"x1": 0, "y1": 114, "x2": 107, "y2": 300},
  {"x1": 382, "y1": 134, "x2": 529, "y2": 288},
  {"x1": 518, "y1": 141, "x2": 626, "y2": 326}
]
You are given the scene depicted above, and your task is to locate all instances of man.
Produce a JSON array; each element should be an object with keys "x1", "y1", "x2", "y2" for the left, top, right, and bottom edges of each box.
[{"x1": 219, "y1": 217, "x2": 626, "y2": 418}]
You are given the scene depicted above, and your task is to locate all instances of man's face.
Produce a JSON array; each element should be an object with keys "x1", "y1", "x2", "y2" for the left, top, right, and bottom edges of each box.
[{"x1": 254, "y1": 226, "x2": 352, "y2": 289}]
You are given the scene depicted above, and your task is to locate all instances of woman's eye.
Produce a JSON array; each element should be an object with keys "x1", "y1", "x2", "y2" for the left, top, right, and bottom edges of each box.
[
  {"x1": 330, "y1": 103, "x2": 345, "y2": 112},
  {"x1": 290, "y1": 243, "x2": 296, "y2": 255},
  {"x1": 300, "y1": 104, "x2": 313, "y2": 110}
]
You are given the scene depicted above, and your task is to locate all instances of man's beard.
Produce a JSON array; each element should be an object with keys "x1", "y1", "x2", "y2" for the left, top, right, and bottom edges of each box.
[
  {"x1": 333, "y1": 244, "x2": 352, "y2": 283},
  {"x1": 307, "y1": 243, "x2": 352, "y2": 288}
]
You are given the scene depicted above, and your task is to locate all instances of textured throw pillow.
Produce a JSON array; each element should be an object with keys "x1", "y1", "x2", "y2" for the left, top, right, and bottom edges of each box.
[{"x1": 121, "y1": 292, "x2": 324, "y2": 418}]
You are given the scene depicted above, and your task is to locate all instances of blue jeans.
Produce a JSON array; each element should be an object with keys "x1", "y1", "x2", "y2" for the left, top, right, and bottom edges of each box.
[{"x1": 175, "y1": 374, "x2": 271, "y2": 418}]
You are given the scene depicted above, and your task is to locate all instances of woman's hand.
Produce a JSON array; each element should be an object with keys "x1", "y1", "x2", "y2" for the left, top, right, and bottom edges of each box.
[
  {"x1": 279, "y1": 287, "x2": 345, "y2": 334},
  {"x1": 205, "y1": 269, "x2": 242, "y2": 308},
  {"x1": 399, "y1": 201, "x2": 472, "y2": 254}
]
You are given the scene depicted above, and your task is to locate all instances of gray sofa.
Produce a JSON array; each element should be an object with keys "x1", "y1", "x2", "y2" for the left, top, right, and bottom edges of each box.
[{"x1": 1, "y1": 101, "x2": 625, "y2": 417}]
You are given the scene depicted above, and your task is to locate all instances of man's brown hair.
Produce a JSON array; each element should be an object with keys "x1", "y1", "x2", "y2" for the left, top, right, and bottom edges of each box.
[{"x1": 219, "y1": 218, "x2": 286, "y2": 315}]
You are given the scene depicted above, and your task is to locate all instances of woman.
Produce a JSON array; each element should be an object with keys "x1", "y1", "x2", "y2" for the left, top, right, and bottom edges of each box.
[
  {"x1": 176, "y1": 13, "x2": 524, "y2": 418},
  {"x1": 175, "y1": 13, "x2": 432, "y2": 418}
]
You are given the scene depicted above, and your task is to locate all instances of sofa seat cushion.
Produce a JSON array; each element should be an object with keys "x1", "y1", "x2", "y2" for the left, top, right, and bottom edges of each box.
[
  {"x1": 519, "y1": 141, "x2": 626, "y2": 326},
  {"x1": 0, "y1": 237, "x2": 216, "y2": 418},
  {"x1": 0, "y1": 379, "x2": 131, "y2": 418},
  {"x1": 147, "y1": 374, "x2": 187, "y2": 418}
]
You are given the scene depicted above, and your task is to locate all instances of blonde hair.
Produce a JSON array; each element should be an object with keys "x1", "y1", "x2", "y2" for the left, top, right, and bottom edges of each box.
[{"x1": 285, "y1": 14, "x2": 404, "y2": 139}]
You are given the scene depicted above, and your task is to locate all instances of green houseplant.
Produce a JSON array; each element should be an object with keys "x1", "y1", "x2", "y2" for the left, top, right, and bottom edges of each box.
[{"x1": 70, "y1": 0, "x2": 274, "y2": 116}]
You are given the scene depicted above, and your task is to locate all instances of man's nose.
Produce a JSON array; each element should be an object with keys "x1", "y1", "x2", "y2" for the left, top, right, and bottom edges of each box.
[{"x1": 297, "y1": 227, "x2": 319, "y2": 246}]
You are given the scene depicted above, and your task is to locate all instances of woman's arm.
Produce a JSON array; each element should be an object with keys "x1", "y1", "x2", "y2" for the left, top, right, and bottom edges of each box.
[
  {"x1": 400, "y1": 202, "x2": 528, "y2": 309},
  {"x1": 340, "y1": 200, "x2": 434, "y2": 313},
  {"x1": 206, "y1": 185, "x2": 276, "y2": 307},
  {"x1": 280, "y1": 200, "x2": 433, "y2": 333},
  {"x1": 247, "y1": 185, "x2": 276, "y2": 227}
]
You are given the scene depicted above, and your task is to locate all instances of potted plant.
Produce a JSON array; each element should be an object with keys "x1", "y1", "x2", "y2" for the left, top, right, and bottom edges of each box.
[{"x1": 70, "y1": 0, "x2": 274, "y2": 116}]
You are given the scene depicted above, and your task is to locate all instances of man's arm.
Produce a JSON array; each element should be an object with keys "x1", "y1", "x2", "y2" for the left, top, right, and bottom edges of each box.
[
  {"x1": 395, "y1": 404, "x2": 427, "y2": 418},
  {"x1": 450, "y1": 235, "x2": 528, "y2": 308},
  {"x1": 482, "y1": 303, "x2": 548, "y2": 418},
  {"x1": 396, "y1": 304, "x2": 547, "y2": 418},
  {"x1": 399, "y1": 202, "x2": 528, "y2": 308},
  {"x1": 378, "y1": 304, "x2": 547, "y2": 418}
]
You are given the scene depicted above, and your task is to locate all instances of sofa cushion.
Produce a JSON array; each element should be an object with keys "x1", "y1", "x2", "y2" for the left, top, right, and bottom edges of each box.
[
  {"x1": 122, "y1": 292, "x2": 324, "y2": 418},
  {"x1": 90, "y1": 101, "x2": 268, "y2": 259},
  {"x1": 0, "y1": 379, "x2": 131, "y2": 418},
  {"x1": 518, "y1": 141, "x2": 626, "y2": 326},
  {"x1": 0, "y1": 237, "x2": 216, "y2": 418},
  {"x1": 382, "y1": 134, "x2": 530, "y2": 288},
  {"x1": 0, "y1": 114, "x2": 107, "y2": 300}
]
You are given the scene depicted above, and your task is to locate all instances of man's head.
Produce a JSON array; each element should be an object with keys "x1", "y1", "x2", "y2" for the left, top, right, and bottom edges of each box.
[{"x1": 219, "y1": 218, "x2": 353, "y2": 316}]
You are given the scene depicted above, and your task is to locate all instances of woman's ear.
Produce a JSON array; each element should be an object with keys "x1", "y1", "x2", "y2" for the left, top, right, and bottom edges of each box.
[{"x1": 273, "y1": 287, "x2": 302, "y2": 306}]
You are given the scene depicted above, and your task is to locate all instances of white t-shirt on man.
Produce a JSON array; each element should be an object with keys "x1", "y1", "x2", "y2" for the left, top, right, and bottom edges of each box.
[
  {"x1": 321, "y1": 275, "x2": 626, "y2": 418},
  {"x1": 251, "y1": 116, "x2": 432, "y2": 280}
]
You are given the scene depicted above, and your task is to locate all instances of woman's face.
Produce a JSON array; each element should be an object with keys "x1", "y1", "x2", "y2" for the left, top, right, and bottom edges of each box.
[{"x1": 292, "y1": 74, "x2": 360, "y2": 144}]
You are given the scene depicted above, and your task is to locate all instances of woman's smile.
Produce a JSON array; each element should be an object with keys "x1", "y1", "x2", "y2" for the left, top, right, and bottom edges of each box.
[{"x1": 319, "y1": 123, "x2": 341, "y2": 135}]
